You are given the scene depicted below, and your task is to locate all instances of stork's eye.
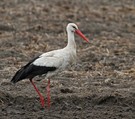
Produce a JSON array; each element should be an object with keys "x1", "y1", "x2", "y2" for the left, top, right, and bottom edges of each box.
[{"x1": 72, "y1": 26, "x2": 77, "y2": 29}]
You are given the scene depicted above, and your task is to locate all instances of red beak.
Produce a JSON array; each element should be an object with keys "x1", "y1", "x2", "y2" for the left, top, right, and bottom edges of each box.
[{"x1": 75, "y1": 30, "x2": 90, "y2": 43}]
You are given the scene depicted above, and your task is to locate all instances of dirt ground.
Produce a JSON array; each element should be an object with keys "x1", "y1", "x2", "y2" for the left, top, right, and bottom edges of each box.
[{"x1": 0, "y1": 0, "x2": 135, "y2": 119}]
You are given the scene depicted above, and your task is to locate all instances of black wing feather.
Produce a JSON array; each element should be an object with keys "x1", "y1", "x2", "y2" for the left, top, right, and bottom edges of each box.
[{"x1": 11, "y1": 55, "x2": 56, "y2": 83}]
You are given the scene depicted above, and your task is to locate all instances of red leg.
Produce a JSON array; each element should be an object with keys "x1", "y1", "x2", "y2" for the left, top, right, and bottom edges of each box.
[
  {"x1": 30, "y1": 80, "x2": 44, "y2": 107},
  {"x1": 46, "y1": 79, "x2": 51, "y2": 109}
]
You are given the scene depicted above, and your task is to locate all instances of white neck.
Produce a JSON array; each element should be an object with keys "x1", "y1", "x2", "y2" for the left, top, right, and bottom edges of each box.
[{"x1": 66, "y1": 30, "x2": 76, "y2": 49}]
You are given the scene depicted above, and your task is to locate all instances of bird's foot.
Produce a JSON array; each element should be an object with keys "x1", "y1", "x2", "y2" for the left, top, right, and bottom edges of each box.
[{"x1": 40, "y1": 95, "x2": 45, "y2": 108}]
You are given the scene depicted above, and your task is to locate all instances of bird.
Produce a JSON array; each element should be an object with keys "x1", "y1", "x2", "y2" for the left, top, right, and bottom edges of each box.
[{"x1": 11, "y1": 23, "x2": 92, "y2": 108}]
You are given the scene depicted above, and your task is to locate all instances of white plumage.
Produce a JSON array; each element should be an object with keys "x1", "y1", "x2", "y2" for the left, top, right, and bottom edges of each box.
[{"x1": 33, "y1": 47, "x2": 76, "y2": 78}]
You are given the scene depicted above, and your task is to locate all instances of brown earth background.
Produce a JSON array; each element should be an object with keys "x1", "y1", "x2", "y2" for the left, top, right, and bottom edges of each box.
[{"x1": 0, "y1": 0, "x2": 135, "y2": 119}]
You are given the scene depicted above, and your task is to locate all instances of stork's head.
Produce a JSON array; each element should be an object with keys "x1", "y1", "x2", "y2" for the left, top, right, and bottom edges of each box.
[
  {"x1": 66, "y1": 23, "x2": 90, "y2": 43},
  {"x1": 67, "y1": 23, "x2": 78, "y2": 32}
]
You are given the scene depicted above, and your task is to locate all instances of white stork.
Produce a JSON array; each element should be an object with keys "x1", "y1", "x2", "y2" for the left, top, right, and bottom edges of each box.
[{"x1": 11, "y1": 23, "x2": 92, "y2": 108}]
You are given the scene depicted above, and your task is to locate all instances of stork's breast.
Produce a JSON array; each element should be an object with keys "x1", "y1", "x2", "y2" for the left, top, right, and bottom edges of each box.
[{"x1": 69, "y1": 51, "x2": 77, "y2": 65}]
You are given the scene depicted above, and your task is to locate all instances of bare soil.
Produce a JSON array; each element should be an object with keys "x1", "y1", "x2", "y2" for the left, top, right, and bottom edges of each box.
[{"x1": 0, "y1": 0, "x2": 135, "y2": 119}]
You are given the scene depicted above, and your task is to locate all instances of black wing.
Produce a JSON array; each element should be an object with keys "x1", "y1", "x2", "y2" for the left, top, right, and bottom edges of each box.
[{"x1": 11, "y1": 55, "x2": 56, "y2": 83}]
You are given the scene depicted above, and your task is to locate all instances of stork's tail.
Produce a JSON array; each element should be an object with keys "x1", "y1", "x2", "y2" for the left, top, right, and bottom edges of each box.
[{"x1": 11, "y1": 67, "x2": 26, "y2": 84}]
